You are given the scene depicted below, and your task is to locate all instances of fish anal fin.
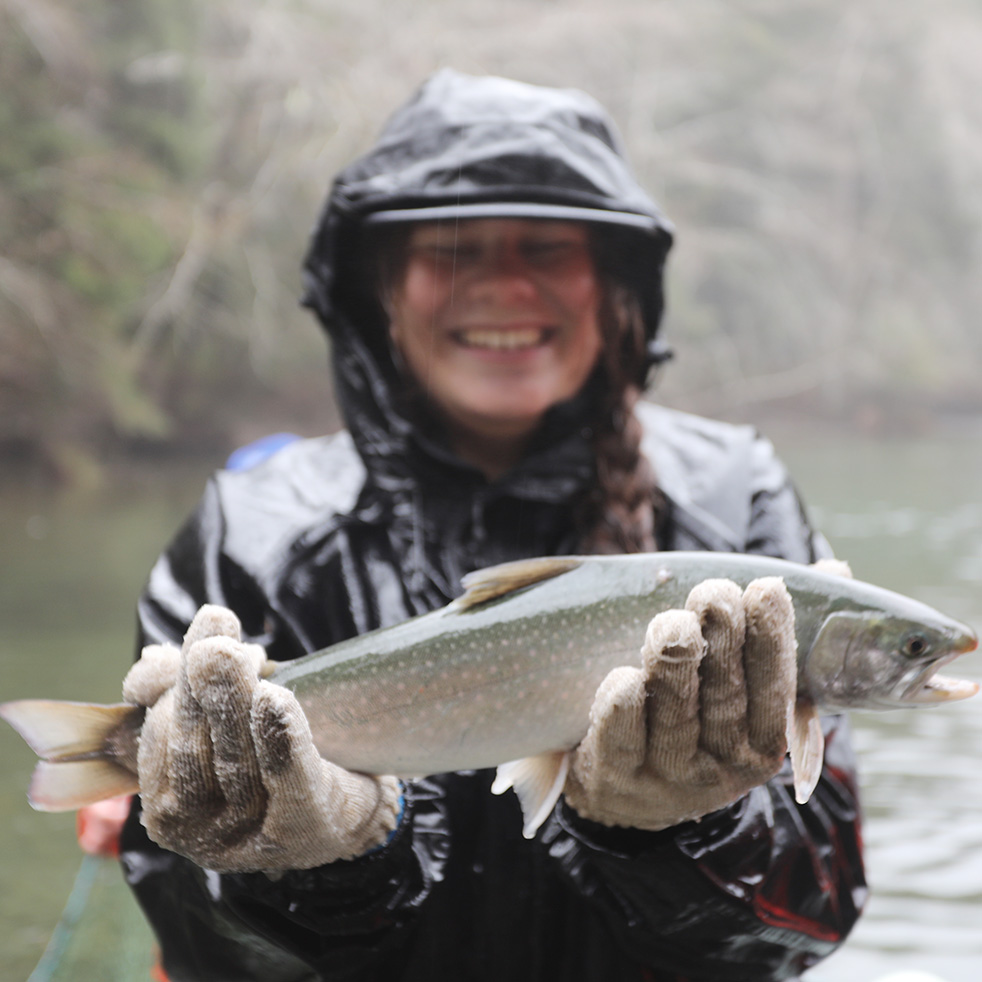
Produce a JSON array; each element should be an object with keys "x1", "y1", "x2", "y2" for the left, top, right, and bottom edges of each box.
[
  {"x1": 788, "y1": 698, "x2": 825, "y2": 804},
  {"x1": 492, "y1": 751, "x2": 570, "y2": 838},
  {"x1": 456, "y1": 558, "x2": 582, "y2": 610},
  {"x1": 29, "y1": 759, "x2": 139, "y2": 812}
]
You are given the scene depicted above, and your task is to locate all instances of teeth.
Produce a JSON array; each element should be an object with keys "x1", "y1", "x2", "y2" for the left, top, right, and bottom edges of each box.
[
  {"x1": 906, "y1": 674, "x2": 980, "y2": 704},
  {"x1": 921, "y1": 675, "x2": 980, "y2": 702},
  {"x1": 457, "y1": 328, "x2": 545, "y2": 350}
]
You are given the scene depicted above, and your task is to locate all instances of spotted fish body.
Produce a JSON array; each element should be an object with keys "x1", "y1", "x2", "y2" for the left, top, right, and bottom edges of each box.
[
  {"x1": 274, "y1": 553, "x2": 978, "y2": 781},
  {"x1": 1, "y1": 553, "x2": 978, "y2": 834}
]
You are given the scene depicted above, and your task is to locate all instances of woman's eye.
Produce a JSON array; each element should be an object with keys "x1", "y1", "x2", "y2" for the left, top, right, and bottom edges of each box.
[
  {"x1": 522, "y1": 240, "x2": 578, "y2": 263},
  {"x1": 451, "y1": 244, "x2": 482, "y2": 263}
]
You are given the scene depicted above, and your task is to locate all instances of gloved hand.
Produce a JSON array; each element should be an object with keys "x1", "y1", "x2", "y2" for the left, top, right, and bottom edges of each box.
[
  {"x1": 123, "y1": 605, "x2": 402, "y2": 873},
  {"x1": 564, "y1": 577, "x2": 796, "y2": 830}
]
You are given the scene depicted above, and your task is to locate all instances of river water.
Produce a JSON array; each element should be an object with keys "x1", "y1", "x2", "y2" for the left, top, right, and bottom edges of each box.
[{"x1": 1, "y1": 427, "x2": 981, "y2": 981}]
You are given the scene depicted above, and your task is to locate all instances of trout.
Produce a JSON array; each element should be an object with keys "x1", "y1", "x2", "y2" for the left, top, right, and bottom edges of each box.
[{"x1": 2, "y1": 553, "x2": 978, "y2": 837}]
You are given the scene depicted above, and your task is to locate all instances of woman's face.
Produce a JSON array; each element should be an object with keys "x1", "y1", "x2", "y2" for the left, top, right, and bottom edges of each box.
[{"x1": 387, "y1": 218, "x2": 603, "y2": 462}]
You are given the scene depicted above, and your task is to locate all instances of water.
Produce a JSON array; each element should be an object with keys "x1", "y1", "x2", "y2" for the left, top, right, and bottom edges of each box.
[
  {"x1": 772, "y1": 426, "x2": 982, "y2": 982},
  {"x1": 0, "y1": 464, "x2": 213, "y2": 982},
  {"x1": 1, "y1": 430, "x2": 981, "y2": 981}
]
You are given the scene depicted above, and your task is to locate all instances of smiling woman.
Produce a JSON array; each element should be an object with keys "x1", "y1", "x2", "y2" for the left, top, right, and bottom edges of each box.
[
  {"x1": 386, "y1": 219, "x2": 603, "y2": 477},
  {"x1": 96, "y1": 68, "x2": 867, "y2": 982}
]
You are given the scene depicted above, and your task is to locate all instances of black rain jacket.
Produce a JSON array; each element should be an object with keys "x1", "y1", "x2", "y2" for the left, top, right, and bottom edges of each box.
[{"x1": 120, "y1": 70, "x2": 867, "y2": 981}]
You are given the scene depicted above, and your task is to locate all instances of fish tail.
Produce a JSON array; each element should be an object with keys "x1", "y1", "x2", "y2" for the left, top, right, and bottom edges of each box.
[{"x1": 0, "y1": 700, "x2": 141, "y2": 812}]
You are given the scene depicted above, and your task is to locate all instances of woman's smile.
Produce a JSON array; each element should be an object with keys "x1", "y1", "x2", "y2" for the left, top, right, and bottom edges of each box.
[{"x1": 452, "y1": 325, "x2": 557, "y2": 352}]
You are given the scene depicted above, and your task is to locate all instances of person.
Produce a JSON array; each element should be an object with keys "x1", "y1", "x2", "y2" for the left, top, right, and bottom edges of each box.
[{"x1": 114, "y1": 69, "x2": 866, "y2": 980}]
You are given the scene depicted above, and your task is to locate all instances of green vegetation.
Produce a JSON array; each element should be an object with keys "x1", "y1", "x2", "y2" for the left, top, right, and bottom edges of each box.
[
  {"x1": 1, "y1": 0, "x2": 203, "y2": 475},
  {"x1": 3, "y1": 0, "x2": 981, "y2": 482}
]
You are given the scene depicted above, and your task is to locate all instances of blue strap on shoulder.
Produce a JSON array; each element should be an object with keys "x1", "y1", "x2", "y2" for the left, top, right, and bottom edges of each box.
[{"x1": 224, "y1": 432, "x2": 300, "y2": 472}]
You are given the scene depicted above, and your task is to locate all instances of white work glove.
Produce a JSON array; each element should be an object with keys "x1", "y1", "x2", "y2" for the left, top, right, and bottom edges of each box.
[
  {"x1": 123, "y1": 605, "x2": 402, "y2": 874},
  {"x1": 564, "y1": 577, "x2": 796, "y2": 830}
]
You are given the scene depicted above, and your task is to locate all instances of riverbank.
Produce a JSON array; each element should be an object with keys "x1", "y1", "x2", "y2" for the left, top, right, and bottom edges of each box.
[{"x1": 6, "y1": 394, "x2": 982, "y2": 492}]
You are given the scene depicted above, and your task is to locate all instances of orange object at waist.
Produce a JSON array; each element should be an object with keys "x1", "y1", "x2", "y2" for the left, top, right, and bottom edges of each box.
[{"x1": 76, "y1": 796, "x2": 132, "y2": 858}]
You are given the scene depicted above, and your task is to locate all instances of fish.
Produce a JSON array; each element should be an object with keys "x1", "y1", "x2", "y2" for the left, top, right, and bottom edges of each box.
[{"x1": 1, "y1": 553, "x2": 978, "y2": 838}]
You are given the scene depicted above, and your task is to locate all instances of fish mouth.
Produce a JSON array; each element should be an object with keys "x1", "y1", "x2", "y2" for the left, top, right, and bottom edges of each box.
[
  {"x1": 905, "y1": 673, "x2": 980, "y2": 703},
  {"x1": 897, "y1": 634, "x2": 979, "y2": 705}
]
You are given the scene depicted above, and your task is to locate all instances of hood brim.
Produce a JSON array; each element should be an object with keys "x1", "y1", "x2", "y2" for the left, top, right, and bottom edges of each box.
[{"x1": 364, "y1": 200, "x2": 671, "y2": 234}]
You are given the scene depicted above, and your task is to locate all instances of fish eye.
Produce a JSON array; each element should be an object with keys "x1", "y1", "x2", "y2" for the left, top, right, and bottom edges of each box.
[{"x1": 901, "y1": 633, "x2": 929, "y2": 659}]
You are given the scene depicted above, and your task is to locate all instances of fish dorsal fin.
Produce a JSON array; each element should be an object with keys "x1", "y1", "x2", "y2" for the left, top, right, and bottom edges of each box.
[{"x1": 455, "y1": 557, "x2": 582, "y2": 611}]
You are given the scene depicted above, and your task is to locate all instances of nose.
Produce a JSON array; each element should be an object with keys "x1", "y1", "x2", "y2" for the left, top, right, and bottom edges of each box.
[{"x1": 465, "y1": 244, "x2": 539, "y2": 304}]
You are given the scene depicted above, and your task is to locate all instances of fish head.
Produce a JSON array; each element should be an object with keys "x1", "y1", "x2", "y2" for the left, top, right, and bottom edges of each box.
[{"x1": 803, "y1": 607, "x2": 979, "y2": 713}]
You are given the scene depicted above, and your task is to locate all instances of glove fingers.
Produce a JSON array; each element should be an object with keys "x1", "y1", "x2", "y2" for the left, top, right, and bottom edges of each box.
[
  {"x1": 123, "y1": 643, "x2": 182, "y2": 706},
  {"x1": 139, "y1": 683, "x2": 222, "y2": 846},
  {"x1": 163, "y1": 642, "x2": 223, "y2": 813},
  {"x1": 251, "y1": 682, "x2": 325, "y2": 792},
  {"x1": 138, "y1": 688, "x2": 179, "y2": 804},
  {"x1": 639, "y1": 609, "x2": 710, "y2": 782},
  {"x1": 181, "y1": 604, "x2": 242, "y2": 653},
  {"x1": 742, "y1": 577, "x2": 796, "y2": 759},
  {"x1": 684, "y1": 579, "x2": 749, "y2": 760},
  {"x1": 157, "y1": 604, "x2": 245, "y2": 819},
  {"x1": 251, "y1": 683, "x2": 386, "y2": 863},
  {"x1": 812, "y1": 558, "x2": 853, "y2": 579},
  {"x1": 577, "y1": 665, "x2": 648, "y2": 778},
  {"x1": 185, "y1": 636, "x2": 266, "y2": 815}
]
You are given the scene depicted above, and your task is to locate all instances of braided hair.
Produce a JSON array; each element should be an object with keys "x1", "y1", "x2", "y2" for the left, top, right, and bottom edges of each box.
[{"x1": 573, "y1": 271, "x2": 662, "y2": 556}]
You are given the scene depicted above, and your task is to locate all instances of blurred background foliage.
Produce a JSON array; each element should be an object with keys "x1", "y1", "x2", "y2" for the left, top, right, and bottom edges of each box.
[{"x1": 3, "y1": 0, "x2": 982, "y2": 482}]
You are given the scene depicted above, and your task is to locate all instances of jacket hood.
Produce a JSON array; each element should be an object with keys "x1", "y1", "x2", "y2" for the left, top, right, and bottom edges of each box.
[{"x1": 300, "y1": 70, "x2": 674, "y2": 490}]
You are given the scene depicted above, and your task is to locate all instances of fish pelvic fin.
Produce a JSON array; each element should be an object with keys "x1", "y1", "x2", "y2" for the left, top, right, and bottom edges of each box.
[
  {"x1": 491, "y1": 750, "x2": 570, "y2": 838},
  {"x1": 788, "y1": 698, "x2": 824, "y2": 804},
  {"x1": 0, "y1": 700, "x2": 142, "y2": 812},
  {"x1": 456, "y1": 557, "x2": 582, "y2": 610}
]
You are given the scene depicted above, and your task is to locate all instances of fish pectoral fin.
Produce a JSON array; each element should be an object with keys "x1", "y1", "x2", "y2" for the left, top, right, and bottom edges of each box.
[
  {"x1": 788, "y1": 698, "x2": 825, "y2": 804},
  {"x1": 455, "y1": 557, "x2": 582, "y2": 610},
  {"x1": 30, "y1": 759, "x2": 139, "y2": 812},
  {"x1": 492, "y1": 751, "x2": 570, "y2": 838}
]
